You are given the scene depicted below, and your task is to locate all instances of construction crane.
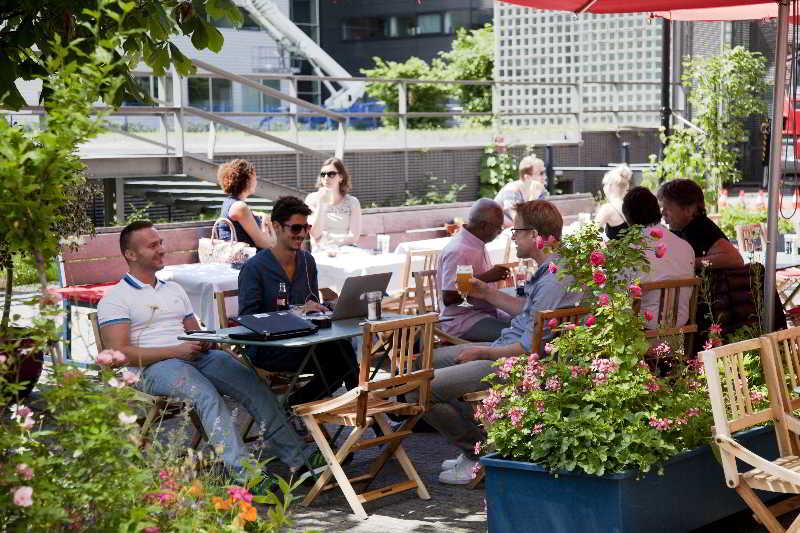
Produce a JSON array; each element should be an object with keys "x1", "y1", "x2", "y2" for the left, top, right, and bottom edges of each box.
[{"x1": 241, "y1": 0, "x2": 364, "y2": 109}]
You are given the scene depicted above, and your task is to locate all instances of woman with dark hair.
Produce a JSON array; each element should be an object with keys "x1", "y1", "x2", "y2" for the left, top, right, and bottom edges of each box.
[
  {"x1": 305, "y1": 157, "x2": 362, "y2": 250},
  {"x1": 656, "y1": 179, "x2": 743, "y2": 269},
  {"x1": 217, "y1": 159, "x2": 275, "y2": 249}
]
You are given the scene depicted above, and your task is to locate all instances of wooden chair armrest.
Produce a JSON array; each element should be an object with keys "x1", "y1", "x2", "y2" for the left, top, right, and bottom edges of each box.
[
  {"x1": 784, "y1": 413, "x2": 800, "y2": 436},
  {"x1": 292, "y1": 386, "x2": 366, "y2": 416},
  {"x1": 717, "y1": 435, "x2": 800, "y2": 487},
  {"x1": 435, "y1": 327, "x2": 469, "y2": 345}
]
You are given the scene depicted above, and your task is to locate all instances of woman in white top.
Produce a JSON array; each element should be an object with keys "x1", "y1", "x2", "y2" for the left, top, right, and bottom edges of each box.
[
  {"x1": 595, "y1": 164, "x2": 633, "y2": 240},
  {"x1": 306, "y1": 157, "x2": 363, "y2": 249},
  {"x1": 494, "y1": 154, "x2": 547, "y2": 226}
]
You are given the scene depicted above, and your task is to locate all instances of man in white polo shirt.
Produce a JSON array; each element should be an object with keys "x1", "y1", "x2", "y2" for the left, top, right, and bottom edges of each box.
[{"x1": 97, "y1": 221, "x2": 309, "y2": 478}]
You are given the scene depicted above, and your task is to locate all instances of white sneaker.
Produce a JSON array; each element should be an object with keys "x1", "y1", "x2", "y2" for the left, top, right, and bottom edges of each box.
[
  {"x1": 441, "y1": 453, "x2": 466, "y2": 471},
  {"x1": 438, "y1": 457, "x2": 479, "y2": 485}
]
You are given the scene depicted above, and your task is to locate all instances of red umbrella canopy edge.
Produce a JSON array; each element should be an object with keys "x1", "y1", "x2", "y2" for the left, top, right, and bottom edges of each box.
[{"x1": 497, "y1": 0, "x2": 778, "y2": 15}]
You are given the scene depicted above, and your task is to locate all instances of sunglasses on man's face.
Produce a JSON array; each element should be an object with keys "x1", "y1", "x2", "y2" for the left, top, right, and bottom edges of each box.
[
  {"x1": 281, "y1": 223, "x2": 312, "y2": 235},
  {"x1": 320, "y1": 171, "x2": 339, "y2": 178}
]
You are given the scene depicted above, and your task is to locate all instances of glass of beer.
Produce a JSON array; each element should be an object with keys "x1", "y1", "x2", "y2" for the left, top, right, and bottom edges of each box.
[{"x1": 456, "y1": 264, "x2": 474, "y2": 308}]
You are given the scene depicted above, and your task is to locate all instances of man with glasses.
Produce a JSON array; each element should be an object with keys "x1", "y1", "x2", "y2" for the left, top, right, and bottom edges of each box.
[
  {"x1": 238, "y1": 196, "x2": 359, "y2": 405},
  {"x1": 424, "y1": 199, "x2": 582, "y2": 485},
  {"x1": 437, "y1": 198, "x2": 512, "y2": 342}
]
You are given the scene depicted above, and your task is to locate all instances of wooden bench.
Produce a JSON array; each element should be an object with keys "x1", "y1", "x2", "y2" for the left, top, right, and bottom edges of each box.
[{"x1": 52, "y1": 220, "x2": 212, "y2": 359}]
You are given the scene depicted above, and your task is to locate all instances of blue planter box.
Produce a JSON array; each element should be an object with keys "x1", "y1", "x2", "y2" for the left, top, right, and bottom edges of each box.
[{"x1": 481, "y1": 426, "x2": 780, "y2": 533}]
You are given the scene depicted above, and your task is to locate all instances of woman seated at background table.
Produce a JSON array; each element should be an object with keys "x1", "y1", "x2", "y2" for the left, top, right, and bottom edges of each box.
[
  {"x1": 595, "y1": 164, "x2": 632, "y2": 240},
  {"x1": 216, "y1": 159, "x2": 276, "y2": 249},
  {"x1": 305, "y1": 157, "x2": 362, "y2": 250},
  {"x1": 657, "y1": 178, "x2": 743, "y2": 269},
  {"x1": 494, "y1": 154, "x2": 547, "y2": 226}
]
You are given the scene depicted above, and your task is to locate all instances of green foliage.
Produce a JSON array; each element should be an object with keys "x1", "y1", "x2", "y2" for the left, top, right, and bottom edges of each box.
[
  {"x1": 717, "y1": 204, "x2": 793, "y2": 242},
  {"x1": 361, "y1": 57, "x2": 450, "y2": 129},
  {"x1": 0, "y1": 358, "x2": 300, "y2": 531},
  {"x1": 434, "y1": 24, "x2": 494, "y2": 126},
  {"x1": 644, "y1": 47, "x2": 768, "y2": 209},
  {"x1": 403, "y1": 178, "x2": 465, "y2": 206},
  {"x1": 479, "y1": 136, "x2": 518, "y2": 198},
  {"x1": 0, "y1": 0, "x2": 242, "y2": 109},
  {"x1": 481, "y1": 224, "x2": 713, "y2": 475}
]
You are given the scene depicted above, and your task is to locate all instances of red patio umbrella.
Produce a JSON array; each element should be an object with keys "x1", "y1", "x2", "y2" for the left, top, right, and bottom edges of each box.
[
  {"x1": 498, "y1": 0, "x2": 792, "y2": 330},
  {"x1": 499, "y1": 0, "x2": 776, "y2": 14}
]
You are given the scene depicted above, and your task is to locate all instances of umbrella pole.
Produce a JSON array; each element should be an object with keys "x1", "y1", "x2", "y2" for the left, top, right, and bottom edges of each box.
[{"x1": 765, "y1": 0, "x2": 790, "y2": 331}]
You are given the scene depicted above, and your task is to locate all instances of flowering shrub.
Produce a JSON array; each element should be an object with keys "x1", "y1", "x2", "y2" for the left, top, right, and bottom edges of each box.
[
  {"x1": 480, "y1": 224, "x2": 713, "y2": 475},
  {"x1": 479, "y1": 136, "x2": 518, "y2": 198},
  {"x1": 0, "y1": 350, "x2": 302, "y2": 531}
]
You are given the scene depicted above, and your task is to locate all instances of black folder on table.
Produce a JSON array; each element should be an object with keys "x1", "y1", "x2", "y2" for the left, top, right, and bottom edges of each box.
[{"x1": 231, "y1": 312, "x2": 318, "y2": 341}]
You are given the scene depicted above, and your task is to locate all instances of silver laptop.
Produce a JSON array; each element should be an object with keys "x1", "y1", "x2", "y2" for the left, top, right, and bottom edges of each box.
[{"x1": 325, "y1": 273, "x2": 392, "y2": 321}]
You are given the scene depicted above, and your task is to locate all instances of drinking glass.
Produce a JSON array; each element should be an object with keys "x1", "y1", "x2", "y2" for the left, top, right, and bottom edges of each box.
[{"x1": 456, "y1": 264, "x2": 474, "y2": 308}]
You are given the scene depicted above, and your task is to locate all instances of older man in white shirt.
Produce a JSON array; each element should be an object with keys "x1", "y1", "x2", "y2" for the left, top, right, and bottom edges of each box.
[{"x1": 621, "y1": 186, "x2": 695, "y2": 329}]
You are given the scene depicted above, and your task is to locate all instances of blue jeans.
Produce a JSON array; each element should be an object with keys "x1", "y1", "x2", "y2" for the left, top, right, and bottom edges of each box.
[{"x1": 139, "y1": 350, "x2": 306, "y2": 470}]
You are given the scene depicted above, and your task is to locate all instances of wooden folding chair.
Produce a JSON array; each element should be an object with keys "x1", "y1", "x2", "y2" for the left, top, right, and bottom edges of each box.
[
  {"x1": 701, "y1": 336, "x2": 800, "y2": 533},
  {"x1": 412, "y1": 269, "x2": 469, "y2": 346},
  {"x1": 89, "y1": 312, "x2": 206, "y2": 449},
  {"x1": 293, "y1": 313, "x2": 438, "y2": 519},
  {"x1": 736, "y1": 222, "x2": 767, "y2": 254},
  {"x1": 635, "y1": 277, "x2": 701, "y2": 358},
  {"x1": 383, "y1": 249, "x2": 440, "y2": 315}
]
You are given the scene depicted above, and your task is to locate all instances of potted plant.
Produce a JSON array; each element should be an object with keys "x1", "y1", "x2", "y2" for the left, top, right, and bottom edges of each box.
[{"x1": 478, "y1": 224, "x2": 778, "y2": 533}]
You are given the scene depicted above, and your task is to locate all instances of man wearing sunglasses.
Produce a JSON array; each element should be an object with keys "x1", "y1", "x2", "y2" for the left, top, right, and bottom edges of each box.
[
  {"x1": 238, "y1": 196, "x2": 359, "y2": 405},
  {"x1": 421, "y1": 200, "x2": 582, "y2": 485}
]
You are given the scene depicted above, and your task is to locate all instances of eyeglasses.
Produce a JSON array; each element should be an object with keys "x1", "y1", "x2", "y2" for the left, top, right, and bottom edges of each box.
[
  {"x1": 510, "y1": 227, "x2": 536, "y2": 236},
  {"x1": 319, "y1": 171, "x2": 339, "y2": 178},
  {"x1": 281, "y1": 223, "x2": 312, "y2": 234}
]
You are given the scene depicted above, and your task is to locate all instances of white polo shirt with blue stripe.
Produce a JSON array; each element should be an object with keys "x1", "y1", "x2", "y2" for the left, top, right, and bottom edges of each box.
[{"x1": 97, "y1": 273, "x2": 195, "y2": 361}]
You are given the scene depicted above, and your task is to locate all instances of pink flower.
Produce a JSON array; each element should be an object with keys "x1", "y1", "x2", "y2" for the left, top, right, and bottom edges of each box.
[
  {"x1": 111, "y1": 351, "x2": 127, "y2": 364},
  {"x1": 20, "y1": 415, "x2": 34, "y2": 431},
  {"x1": 547, "y1": 318, "x2": 558, "y2": 329},
  {"x1": 535, "y1": 400, "x2": 545, "y2": 413},
  {"x1": 509, "y1": 406, "x2": 526, "y2": 429},
  {"x1": 12, "y1": 486, "x2": 33, "y2": 507},
  {"x1": 532, "y1": 423, "x2": 545, "y2": 434},
  {"x1": 597, "y1": 294, "x2": 610, "y2": 306},
  {"x1": 686, "y1": 358, "x2": 704, "y2": 374},
  {"x1": 471, "y1": 462, "x2": 482, "y2": 479},
  {"x1": 585, "y1": 315, "x2": 596, "y2": 327},
  {"x1": 592, "y1": 270, "x2": 606, "y2": 286},
  {"x1": 686, "y1": 408, "x2": 701, "y2": 417},
  {"x1": 474, "y1": 441, "x2": 482, "y2": 456},
  {"x1": 654, "y1": 342, "x2": 671, "y2": 357},
  {"x1": 590, "y1": 250, "x2": 606, "y2": 267},
  {"x1": 649, "y1": 417, "x2": 673, "y2": 431},
  {"x1": 495, "y1": 357, "x2": 518, "y2": 380},
  {"x1": 142, "y1": 528, "x2": 161, "y2": 533},
  {"x1": 548, "y1": 262, "x2": 558, "y2": 274},
  {"x1": 655, "y1": 243, "x2": 668, "y2": 258},
  {"x1": 563, "y1": 322, "x2": 577, "y2": 331},
  {"x1": 107, "y1": 377, "x2": 124, "y2": 389},
  {"x1": 645, "y1": 381, "x2": 661, "y2": 392},
  {"x1": 643, "y1": 310, "x2": 654, "y2": 321},
  {"x1": 649, "y1": 227, "x2": 664, "y2": 240},
  {"x1": 709, "y1": 324, "x2": 723, "y2": 335},
  {"x1": 96, "y1": 350, "x2": 114, "y2": 365},
  {"x1": 545, "y1": 376, "x2": 562, "y2": 391},
  {"x1": 628, "y1": 284, "x2": 642, "y2": 298},
  {"x1": 750, "y1": 390, "x2": 766, "y2": 403},
  {"x1": 535, "y1": 235, "x2": 545, "y2": 250},
  {"x1": 227, "y1": 486, "x2": 253, "y2": 504},
  {"x1": 590, "y1": 358, "x2": 618, "y2": 374},
  {"x1": 122, "y1": 371, "x2": 139, "y2": 385},
  {"x1": 16, "y1": 464, "x2": 33, "y2": 481},
  {"x1": 13, "y1": 405, "x2": 32, "y2": 419},
  {"x1": 0, "y1": 355, "x2": 6, "y2": 365},
  {"x1": 544, "y1": 343, "x2": 554, "y2": 354}
]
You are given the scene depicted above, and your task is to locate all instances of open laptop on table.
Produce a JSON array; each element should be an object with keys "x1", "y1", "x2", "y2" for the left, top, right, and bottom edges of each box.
[{"x1": 316, "y1": 272, "x2": 392, "y2": 321}]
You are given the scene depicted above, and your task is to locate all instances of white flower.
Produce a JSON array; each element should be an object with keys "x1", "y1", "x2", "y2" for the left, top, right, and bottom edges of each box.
[
  {"x1": 118, "y1": 412, "x2": 137, "y2": 425},
  {"x1": 107, "y1": 377, "x2": 124, "y2": 389},
  {"x1": 121, "y1": 371, "x2": 138, "y2": 385}
]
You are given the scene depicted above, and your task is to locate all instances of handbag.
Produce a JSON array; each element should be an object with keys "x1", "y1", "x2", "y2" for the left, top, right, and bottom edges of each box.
[{"x1": 198, "y1": 218, "x2": 257, "y2": 264}]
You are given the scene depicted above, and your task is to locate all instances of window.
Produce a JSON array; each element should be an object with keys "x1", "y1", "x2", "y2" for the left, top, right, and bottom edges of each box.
[
  {"x1": 389, "y1": 16, "x2": 416, "y2": 37},
  {"x1": 417, "y1": 13, "x2": 442, "y2": 34},
  {"x1": 242, "y1": 80, "x2": 282, "y2": 112},
  {"x1": 444, "y1": 10, "x2": 470, "y2": 34},
  {"x1": 122, "y1": 76, "x2": 159, "y2": 106},
  {"x1": 187, "y1": 77, "x2": 233, "y2": 112},
  {"x1": 342, "y1": 17, "x2": 386, "y2": 40}
]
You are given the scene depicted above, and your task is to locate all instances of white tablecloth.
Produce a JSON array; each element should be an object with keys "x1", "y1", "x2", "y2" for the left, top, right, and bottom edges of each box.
[
  {"x1": 394, "y1": 231, "x2": 516, "y2": 264},
  {"x1": 158, "y1": 249, "x2": 421, "y2": 327}
]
